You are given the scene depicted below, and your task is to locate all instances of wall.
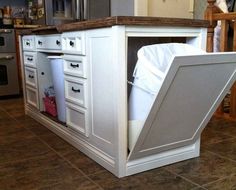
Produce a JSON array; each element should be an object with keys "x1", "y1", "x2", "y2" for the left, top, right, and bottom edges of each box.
[
  {"x1": 194, "y1": 0, "x2": 207, "y2": 19},
  {"x1": 148, "y1": 0, "x2": 194, "y2": 19}
]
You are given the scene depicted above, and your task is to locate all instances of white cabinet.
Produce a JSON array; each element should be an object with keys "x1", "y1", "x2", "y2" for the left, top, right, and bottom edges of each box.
[
  {"x1": 36, "y1": 34, "x2": 62, "y2": 52},
  {"x1": 25, "y1": 86, "x2": 39, "y2": 109},
  {"x1": 64, "y1": 76, "x2": 88, "y2": 107},
  {"x1": 62, "y1": 31, "x2": 89, "y2": 137},
  {"x1": 22, "y1": 35, "x2": 59, "y2": 111},
  {"x1": 63, "y1": 55, "x2": 87, "y2": 78},
  {"x1": 66, "y1": 102, "x2": 89, "y2": 137},
  {"x1": 21, "y1": 20, "x2": 236, "y2": 178},
  {"x1": 23, "y1": 52, "x2": 37, "y2": 68},
  {"x1": 24, "y1": 67, "x2": 38, "y2": 88},
  {"x1": 62, "y1": 32, "x2": 86, "y2": 55},
  {"x1": 22, "y1": 35, "x2": 36, "y2": 51},
  {"x1": 22, "y1": 35, "x2": 39, "y2": 109}
]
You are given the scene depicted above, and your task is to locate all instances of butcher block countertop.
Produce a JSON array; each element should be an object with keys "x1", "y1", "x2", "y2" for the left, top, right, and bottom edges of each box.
[{"x1": 19, "y1": 16, "x2": 209, "y2": 35}]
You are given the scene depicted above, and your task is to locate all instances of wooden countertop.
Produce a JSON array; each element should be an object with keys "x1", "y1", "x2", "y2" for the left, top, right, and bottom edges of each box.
[{"x1": 20, "y1": 16, "x2": 209, "y2": 35}]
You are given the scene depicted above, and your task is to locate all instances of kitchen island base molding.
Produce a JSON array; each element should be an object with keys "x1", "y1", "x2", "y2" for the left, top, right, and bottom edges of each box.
[{"x1": 25, "y1": 105, "x2": 200, "y2": 178}]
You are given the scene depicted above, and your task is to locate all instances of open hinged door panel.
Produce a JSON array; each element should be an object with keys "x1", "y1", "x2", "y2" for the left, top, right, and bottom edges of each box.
[{"x1": 128, "y1": 53, "x2": 236, "y2": 161}]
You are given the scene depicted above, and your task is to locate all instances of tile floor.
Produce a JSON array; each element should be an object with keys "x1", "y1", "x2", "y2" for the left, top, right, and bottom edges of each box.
[{"x1": 1, "y1": 97, "x2": 236, "y2": 190}]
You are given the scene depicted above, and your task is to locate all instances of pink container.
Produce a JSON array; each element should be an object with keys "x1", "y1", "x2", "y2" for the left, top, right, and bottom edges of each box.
[{"x1": 43, "y1": 96, "x2": 57, "y2": 117}]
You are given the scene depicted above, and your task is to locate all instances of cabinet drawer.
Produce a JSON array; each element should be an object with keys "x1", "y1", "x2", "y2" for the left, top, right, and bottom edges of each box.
[
  {"x1": 62, "y1": 32, "x2": 85, "y2": 55},
  {"x1": 66, "y1": 103, "x2": 89, "y2": 137},
  {"x1": 25, "y1": 67, "x2": 38, "y2": 88},
  {"x1": 22, "y1": 35, "x2": 35, "y2": 51},
  {"x1": 36, "y1": 34, "x2": 62, "y2": 52},
  {"x1": 23, "y1": 52, "x2": 37, "y2": 68},
  {"x1": 26, "y1": 86, "x2": 39, "y2": 109},
  {"x1": 65, "y1": 76, "x2": 87, "y2": 107},
  {"x1": 63, "y1": 55, "x2": 87, "y2": 78}
]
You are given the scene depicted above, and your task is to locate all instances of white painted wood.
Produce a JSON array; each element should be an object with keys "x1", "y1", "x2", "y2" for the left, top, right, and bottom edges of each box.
[
  {"x1": 25, "y1": 85, "x2": 39, "y2": 109},
  {"x1": 63, "y1": 55, "x2": 87, "y2": 78},
  {"x1": 64, "y1": 75, "x2": 88, "y2": 108},
  {"x1": 25, "y1": 104, "x2": 117, "y2": 175},
  {"x1": 36, "y1": 34, "x2": 62, "y2": 52},
  {"x1": 126, "y1": 138, "x2": 200, "y2": 176},
  {"x1": 21, "y1": 23, "x2": 235, "y2": 178},
  {"x1": 22, "y1": 35, "x2": 36, "y2": 51},
  {"x1": 87, "y1": 28, "x2": 116, "y2": 158},
  {"x1": 186, "y1": 28, "x2": 207, "y2": 51},
  {"x1": 128, "y1": 53, "x2": 236, "y2": 161},
  {"x1": 24, "y1": 67, "x2": 38, "y2": 88},
  {"x1": 111, "y1": 26, "x2": 129, "y2": 177},
  {"x1": 62, "y1": 31, "x2": 86, "y2": 55},
  {"x1": 66, "y1": 102, "x2": 89, "y2": 137},
  {"x1": 23, "y1": 52, "x2": 37, "y2": 68},
  {"x1": 36, "y1": 52, "x2": 54, "y2": 111}
]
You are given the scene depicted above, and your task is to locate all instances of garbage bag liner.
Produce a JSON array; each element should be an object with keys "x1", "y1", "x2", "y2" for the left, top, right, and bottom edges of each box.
[{"x1": 129, "y1": 43, "x2": 205, "y2": 121}]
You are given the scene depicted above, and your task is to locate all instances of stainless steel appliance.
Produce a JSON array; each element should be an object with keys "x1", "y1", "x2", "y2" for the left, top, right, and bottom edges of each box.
[
  {"x1": 33, "y1": 0, "x2": 110, "y2": 25},
  {"x1": 0, "y1": 29, "x2": 19, "y2": 96}
]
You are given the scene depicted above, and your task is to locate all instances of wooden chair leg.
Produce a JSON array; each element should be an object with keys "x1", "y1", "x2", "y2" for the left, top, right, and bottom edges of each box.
[{"x1": 230, "y1": 83, "x2": 236, "y2": 118}]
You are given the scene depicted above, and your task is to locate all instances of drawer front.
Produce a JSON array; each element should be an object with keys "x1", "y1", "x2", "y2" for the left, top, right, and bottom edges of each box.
[
  {"x1": 65, "y1": 76, "x2": 87, "y2": 107},
  {"x1": 63, "y1": 55, "x2": 87, "y2": 78},
  {"x1": 22, "y1": 35, "x2": 35, "y2": 51},
  {"x1": 26, "y1": 86, "x2": 39, "y2": 109},
  {"x1": 62, "y1": 32, "x2": 85, "y2": 55},
  {"x1": 25, "y1": 67, "x2": 38, "y2": 88},
  {"x1": 36, "y1": 35, "x2": 62, "y2": 51},
  {"x1": 66, "y1": 103, "x2": 89, "y2": 137},
  {"x1": 23, "y1": 52, "x2": 37, "y2": 68}
]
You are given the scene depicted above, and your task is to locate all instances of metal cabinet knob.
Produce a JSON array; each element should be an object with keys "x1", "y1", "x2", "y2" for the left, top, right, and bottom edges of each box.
[
  {"x1": 69, "y1": 41, "x2": 74, "y2": 47},
  {"x1": 38, "y1": 40, "x2": 42, "y2": 45},
  {"x1": 56, "y1": 40, "x2": 61, "y2": 45}
]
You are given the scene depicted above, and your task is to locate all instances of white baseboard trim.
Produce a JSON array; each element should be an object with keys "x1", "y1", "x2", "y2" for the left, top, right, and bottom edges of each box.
[
  {"x1": 26, "y1": 106, "x2": 117, "y2": 175},
  {"x1": 126, "y1": 138, "x2": 200, "y2": 176}
]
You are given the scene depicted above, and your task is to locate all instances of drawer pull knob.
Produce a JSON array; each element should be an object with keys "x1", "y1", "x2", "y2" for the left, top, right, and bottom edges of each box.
[
  {"x1": 28, "y1": 75, "x2": 34, "y2": 79},
  {"x1": 72, "y1": 87, "x2": 80, "y2": 93},
  {"x1": 69, "y1": 41, "x2": 74, "y2": 47},
  {"x1": 26, "y1": 42, "x2": 30, "y2": 46},
  {"x1": 56, "y1": 40, "x2": 61, "y2": 45},
  {"x1": 38, "y1": 40, "x2": 42, "y2": 45},
  {"x1": 70, "y1": 63, "x2": 79, "y2": 68},
  {"x1": 27, "y1": 58, "x2": 33, "y2": 61}
]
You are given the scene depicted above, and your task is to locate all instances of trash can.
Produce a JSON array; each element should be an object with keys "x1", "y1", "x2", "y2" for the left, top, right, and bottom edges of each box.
[
  {"x1": 47, "y1": 56, "x2": 66, "y2": 122},
  {"x1": 128, "y1": 43, "x2": 205, "y2": 149}
]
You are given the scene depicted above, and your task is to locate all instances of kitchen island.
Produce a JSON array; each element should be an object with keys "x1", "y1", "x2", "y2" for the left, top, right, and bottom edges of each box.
[{"x1": 19, "y1": 16, "x2": 236, "y2": 177}]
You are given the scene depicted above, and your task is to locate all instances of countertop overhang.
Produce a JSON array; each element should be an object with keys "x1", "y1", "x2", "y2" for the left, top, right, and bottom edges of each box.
[{"x1": 19, "y1": 16, "x2": 209, "y2": 35}]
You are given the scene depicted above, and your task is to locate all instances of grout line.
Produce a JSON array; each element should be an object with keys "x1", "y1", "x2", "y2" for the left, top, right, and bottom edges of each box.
[
  {"x1": 199, "y1": 175, "x2": 233, "y2": 189},
  {"x1": 163, "y1": 167, "x2": 205, "y2": 188},
  {"x1": 204, "y1": 149, "x2": 236, "y2": 164},
  {"x1": 0, "y1": 103, "x2": 105, "y2": 189},
  {"x1": 0, "y1": 100, "x2": 106, "y2": 189}
]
